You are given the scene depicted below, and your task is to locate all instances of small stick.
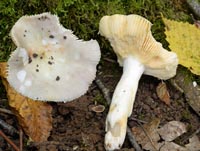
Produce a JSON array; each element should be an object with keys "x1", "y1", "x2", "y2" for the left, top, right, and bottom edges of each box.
[
  {"x1": 29, "y1": 141, "x2": 61, "y2": 147},
  {"x1": 19, "y1": 128, "x2": 23, "y2": 151},
  {"x1": 95, "y1": 77, "x2": 142, "y2": 151},
  {"x1": 181, "y1": 126, "x2": 200, "y2": 143},
  {"x1": 0, "y1": 98, "x2": 8, "y2": 102},
  {"x1": 127, "y1": 127, "x2": 143, "y2": 151},
  {"x1": 129, "y1": 117, "x2": 147, "y2": 124},
  {"x1": 0, "y1": 130, "x2": 20, "y2": 151},
  {"x1": 169, "y1": 79, "x2": 184, "y2": 93},
  {"x1": 95, "y1": 78, "x2": 111, "y2": 105},
  {"x1": 0, "y1": 108, "x2": 14, "y2": 115},
  {"x1": 0, "y1": 119, "x2": 18, "y2": 135},
  {"x1": 103, "y1": 58, "x2": 117, "y2": 63}
]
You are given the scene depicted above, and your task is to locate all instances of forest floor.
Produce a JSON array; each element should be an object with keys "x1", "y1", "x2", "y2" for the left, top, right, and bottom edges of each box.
[{"x1": 0, "y1": 50, "x2": 199, "y2": 151}]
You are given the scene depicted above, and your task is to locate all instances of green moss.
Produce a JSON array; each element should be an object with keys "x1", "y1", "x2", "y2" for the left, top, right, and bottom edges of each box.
[
  {"x1": 178, "y1": 66, "x2": 196, "y2": 84},
  {"x1": 137, "y1": 113, "x2": 145, "y2": 120},
  {"x1": 1, "y1": 0, "x2": 199, "y2": 87},
  {"x1": 181, "y1": 109, "x2": 192, "y2": 121},
  {"x1": 0, "y1": 0, "x2": 192, "y2": 61},
  {"x1": 93, "y1": 92, "x2": 108, "y2": 106}
]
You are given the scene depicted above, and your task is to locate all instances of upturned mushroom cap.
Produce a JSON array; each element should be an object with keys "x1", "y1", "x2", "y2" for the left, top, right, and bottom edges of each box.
[
  {"x1": 8, "y1": 12, "x2": 100, "y2": 102},
  {"x1": 99, "y1": 14, "x2": 178, "y2": 80}
]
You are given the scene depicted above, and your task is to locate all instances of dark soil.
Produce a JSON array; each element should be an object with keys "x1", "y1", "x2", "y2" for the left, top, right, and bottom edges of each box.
[{"x1": 0, "y1": 51, "x2": 199, "y2": 151}]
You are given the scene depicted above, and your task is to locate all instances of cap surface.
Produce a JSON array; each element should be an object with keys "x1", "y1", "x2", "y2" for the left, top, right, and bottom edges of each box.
[
  {"x1": 8, "y1": 12, "x2": 100, "y2": 102},
  {"x1": 99, "y1": 14, "x2": 178, "y2": 80}
]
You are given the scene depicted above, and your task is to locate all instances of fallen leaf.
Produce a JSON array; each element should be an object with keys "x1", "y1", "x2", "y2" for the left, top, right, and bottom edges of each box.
[
  {"x1": 131, "y1": 119, "x2": 194, "y2": 151},
  {"x1": 162, "y1": 16, "x2": 200, "y2": 75},
  {"x1": 156, "y1": 82, "x2": 171, "y2": 105},
  {"x1": 158, "y1": 121, "x2": 187, "y2": 141},
  {"x1": 132, "y1": 118, "x2": 162, "y2": 151},
  {"x1": 185, "y1": 135, "x2": 200, "y2": 151},
  {"x1": 0, "y1": 62, "x2": 52, "y2": 142},
  {"x1": 159, "y1": 142, "x2": 187, "y2": 151}
]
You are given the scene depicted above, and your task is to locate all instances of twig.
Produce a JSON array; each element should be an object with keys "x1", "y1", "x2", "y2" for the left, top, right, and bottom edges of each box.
[
  {"x1": 136, "y1": 121, "x2": 158, "y2": 151},
  {"x1": 19, "y1": 128, "x2": 23, "y2": 151},
  {"x1": 0, "y1": 98, "x2": 8, "y2": 102},
  {"x1": 95, "y1": 78, "x2": 111, "y2": 105},
  {"x1": 95, "y1": 77, "x2": 142, "y2": 151},
  {"x1": 103, "y1": 75, "x2": 114, "y2": 78},
  {"x1": 0, "y1": 118, "x2": 18, "y2": 135},
  {"x1": 169, "y1": 79, "x2": 184, "y2": 93},
  {"x1": 191, "y1": 126, "x2": 200, "y2": 136},
  {"x1": 29, "y1": 141, "x2": 61, "y2": 147},
  {"x1": 181, "y1": 126, "x2": 200, "y2": 143},
  {"x1": 129, "y1": 117, "x2": 147, "y2": 124},
  {"x1": 0, "y1": 108, "x2": 14, "y2": 115},
  {"x1": 127, "y1": 127, "x2": 143, "y2": 151},
  {"x1": 103, "y1": 58, "x2": 117, "y2": 63},
  {"x1": 0, "y1": 130, "x2": 20, "y2": 151}
]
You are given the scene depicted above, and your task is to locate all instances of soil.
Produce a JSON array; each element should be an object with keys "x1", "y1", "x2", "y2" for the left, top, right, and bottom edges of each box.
[{"x1": 0, "y1": 51, "x2": 200, "y2": 151}]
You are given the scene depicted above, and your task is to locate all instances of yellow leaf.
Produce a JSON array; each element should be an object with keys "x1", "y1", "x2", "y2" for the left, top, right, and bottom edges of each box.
[
  {"x1": 0, "y1": 62, "x2": 52, "y2": 142},
  {"x1": 162, "y1": 16, "x2": 200, "y2": 75}
]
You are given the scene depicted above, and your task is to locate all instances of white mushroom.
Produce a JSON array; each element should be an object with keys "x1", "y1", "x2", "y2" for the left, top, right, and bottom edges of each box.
[
  {"x1": 99, "y1": 14, "x2": 178, "y2": 150},
  {"x1": 8, "y1": 12, "x2": 101, "y2": 102}
]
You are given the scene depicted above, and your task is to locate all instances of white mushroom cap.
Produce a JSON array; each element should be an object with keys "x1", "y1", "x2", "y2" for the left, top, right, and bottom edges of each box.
[
  {"x1": 8, "y1": 12, "x2": 100, "y2": 102},
  {"x1": 99, "y1": 14, "x2": 178, "y2": 80}
]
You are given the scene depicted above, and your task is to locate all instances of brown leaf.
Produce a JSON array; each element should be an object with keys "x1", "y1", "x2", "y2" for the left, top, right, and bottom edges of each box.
[
  {"x1": 132, "y1": 118, "x2": 162, "y2": 151},
  {"x1": 156, "y1": 82, "x2": 171, "y2": 105},
  {"x1": 131, "y1": 119, "x2": 197, "y2": 151},
  {"x1": 185, "y1": 135, "x2": 200, "y2": 151},
  {"x1": 159, "y1": 142, "x2": 187, "y2": 151},
  {"x1": 158, "y1": 121, "x2": 186, "y2": 141},
  {"x1": 0, "y1": 62, "x2": 52, "y2": 142}
]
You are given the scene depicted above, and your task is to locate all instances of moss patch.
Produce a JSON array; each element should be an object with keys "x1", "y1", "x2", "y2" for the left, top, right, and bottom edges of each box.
[{"x1": 0, "y1": 0, "x2": 191, "y2": 61}]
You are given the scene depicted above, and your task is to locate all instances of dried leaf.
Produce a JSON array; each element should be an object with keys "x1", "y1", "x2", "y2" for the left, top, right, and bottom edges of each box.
[
  {"x1": 158, "y1": 121, "x2": 186, "y2": 141},
  {"x1": 162, "y1": 16, "x2": 200, "y2": 75},
  {"x1": 132, "y1": 118, "x2": 161, "y2": 151},
  {"x1": 156, "y1": 82, "x2": 171, "y2": 105},
  {"x1": 131, "y1": 119, "x2": 194, "y2": 151},
  {"x1": 0, "y1": 62, "x2": 52, "y2": 142},
  {"x1": 185, "y1": 135, "x2": 200, "y2": 151},
  {"x1": 159, "y1": 142, "x2": 187, "y2": 151}
]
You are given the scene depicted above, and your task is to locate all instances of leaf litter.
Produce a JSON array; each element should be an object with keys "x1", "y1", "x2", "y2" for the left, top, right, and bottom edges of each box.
[
  {"x1": 0, "y1": 62, "x2": 52, "y2": 142},
  {"x1": 132, "y1": 118, "x2": 200, "y2": 151}
]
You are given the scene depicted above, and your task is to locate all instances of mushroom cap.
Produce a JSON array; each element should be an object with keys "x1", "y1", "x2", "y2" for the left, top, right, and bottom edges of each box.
[
  {"x1": 99, "y1": 14, "x2": 178, "y2": 80},
  {"x1": 8, "y1": 12, "x2": 100, "y2": 102}
]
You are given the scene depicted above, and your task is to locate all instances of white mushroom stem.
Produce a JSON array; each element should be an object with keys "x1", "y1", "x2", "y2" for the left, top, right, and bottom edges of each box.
[{"x1": 105, "y1": 56, "x2": 144, "y2": 150}]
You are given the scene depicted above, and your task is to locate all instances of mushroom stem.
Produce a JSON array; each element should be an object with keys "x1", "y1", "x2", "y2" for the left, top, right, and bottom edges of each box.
[{"x1": 105, "y1": 56, "x2": 144, "y2": 150}]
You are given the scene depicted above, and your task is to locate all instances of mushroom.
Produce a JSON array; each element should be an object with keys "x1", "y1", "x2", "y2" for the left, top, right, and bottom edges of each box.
[
  {"x1": 7, "y1": 12, "x2": 101, "y2": 102},
  {"x1": 99, "y1": 14, "x2": 178, "y2": 150}
]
